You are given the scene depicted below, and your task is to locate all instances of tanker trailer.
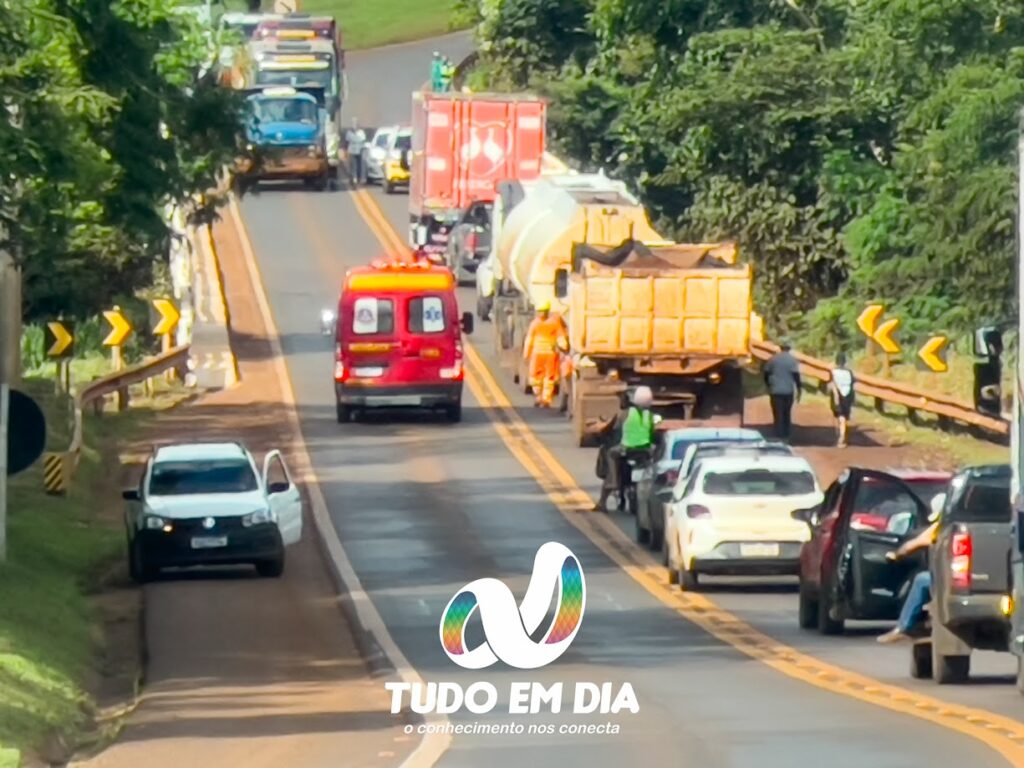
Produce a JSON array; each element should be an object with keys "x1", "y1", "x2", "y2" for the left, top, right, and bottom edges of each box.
[{"x1": 488, "y1": 174, "x2": 670, "y2": 391}]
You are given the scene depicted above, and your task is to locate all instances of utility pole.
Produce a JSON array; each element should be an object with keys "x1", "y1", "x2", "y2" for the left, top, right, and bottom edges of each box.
[{"x1": 0, "y1": 248, "x2": 20, "y2": 564}]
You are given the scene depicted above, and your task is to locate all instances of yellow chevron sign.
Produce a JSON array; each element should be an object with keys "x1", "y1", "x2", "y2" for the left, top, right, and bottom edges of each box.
[
  {"x1": 856, "y1": 304, "x2": 884, "y2": 339},
  {"x1": 45, "y1": 322, "x2": 73, "y2": 358},
  {"x1": 873, "y1": 317, "x2": 901, "y2": 355},
  {"x1": 102, "y1": 309, "x2": 132, "y2": 347},
  {"x1": 917, "y1": 335, "x2": 949, "y2": 373},
  {"x1": 152, "y1": 298, "x2": 180, "y2": 336}
]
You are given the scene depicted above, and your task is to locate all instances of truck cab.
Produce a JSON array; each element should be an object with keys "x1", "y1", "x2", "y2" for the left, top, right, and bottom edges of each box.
[
  {"x1": 235, "y1": 86, "x2": 335, "y2": 192},
  {"x1": 333, "y1": 256, "x2": 474, "y2": 423}
]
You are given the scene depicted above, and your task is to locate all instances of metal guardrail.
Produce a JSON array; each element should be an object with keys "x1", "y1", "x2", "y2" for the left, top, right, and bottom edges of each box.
[
  {"x1": 67, "y1": 345, "x2": 191, "y2": 462},
  {"x1": 750, "y1": 340, "x2": 1009, "y2": 439}
]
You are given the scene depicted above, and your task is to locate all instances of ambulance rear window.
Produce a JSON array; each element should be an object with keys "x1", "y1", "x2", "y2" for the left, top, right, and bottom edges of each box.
[
  {"x1": 352, "y1": 297, "x2": 394, "y2": 335},
  {"x1": 408, "y1": 296, "x2": 446, "y2": 334}
]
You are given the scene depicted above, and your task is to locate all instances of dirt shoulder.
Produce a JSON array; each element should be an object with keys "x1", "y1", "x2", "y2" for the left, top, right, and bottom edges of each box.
[{"x1": 73, "y1": 212, "x2": 410, "y2": 768}]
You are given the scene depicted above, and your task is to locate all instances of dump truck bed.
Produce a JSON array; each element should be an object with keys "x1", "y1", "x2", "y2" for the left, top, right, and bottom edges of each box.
[{"x1": 567, "y1": 241, "x2": 752, "y2": 359}]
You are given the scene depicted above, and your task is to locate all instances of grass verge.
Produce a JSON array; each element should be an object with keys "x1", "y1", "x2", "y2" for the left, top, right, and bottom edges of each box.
[
  {"x1": 301, "y1": 0, "x2": 466, "y2": 50},
  {"x1": 0, "y1": 377, "x2": 185, "y2": 766}
]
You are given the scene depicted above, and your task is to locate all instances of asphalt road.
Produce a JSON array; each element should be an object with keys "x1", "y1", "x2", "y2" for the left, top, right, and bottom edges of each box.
[{"x1": 235, "y1": 31, "x2": 1022, "y2": 768}]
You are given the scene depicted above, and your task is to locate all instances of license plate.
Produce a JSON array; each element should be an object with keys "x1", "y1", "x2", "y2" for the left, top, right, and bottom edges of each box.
[
  {"x1": 387, "y1": 395, "x2": 422, "y2": 406},
  {"x1": 353, "y1": 366, "x2": 384, "y2": 377},
  {"x1": 191, "y1": 536, "x2": 228, "y2": 549},
  {"x1": 740, "y1": 543, "x2": 780, "y2": 557}
]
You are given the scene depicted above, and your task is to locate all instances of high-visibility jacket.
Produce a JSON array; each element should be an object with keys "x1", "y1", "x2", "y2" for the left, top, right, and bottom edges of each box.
[
  {"x1": 621, "y1": 407, "x2": 655, "y2": 449},
  {"x1": 524, "y1": 315, "x2": 567, "y2": 359}
]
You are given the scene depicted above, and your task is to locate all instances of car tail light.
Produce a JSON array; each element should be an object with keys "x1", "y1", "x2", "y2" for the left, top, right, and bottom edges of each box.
[
  {"x1": 950, "y1": 527, "x2": 972, "y2": 592},
  {"x1": 686, "y1": 504, "x2": 711, "y2": 519},
  {"x1": 334, "y1": 360, "x2": 347, "y2": 382},
  {"x1": 440, "y1": 362, "x2": 463, "y2": 380},
  {"x1": 465, "y1": 232, "x2": 478, "y2": 252}
]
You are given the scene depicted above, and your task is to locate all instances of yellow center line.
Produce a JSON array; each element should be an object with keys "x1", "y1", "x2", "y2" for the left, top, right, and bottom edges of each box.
[{"x1": 346, "y1": 186, "x2": 1024, "y2": 765}]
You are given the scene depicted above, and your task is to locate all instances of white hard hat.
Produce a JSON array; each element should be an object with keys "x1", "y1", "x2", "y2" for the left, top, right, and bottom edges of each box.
[{"x1": 632, "y1": 386, "x2": 653, "y2": 407}]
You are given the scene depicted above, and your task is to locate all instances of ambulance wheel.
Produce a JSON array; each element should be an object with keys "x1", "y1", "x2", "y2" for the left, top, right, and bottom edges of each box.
[
  {"x1": 444, "y1": 401, "x2": 462, "y2": 423},
  {"x1": 336, "y1": 400, "x2": 352, "y2": 423}
]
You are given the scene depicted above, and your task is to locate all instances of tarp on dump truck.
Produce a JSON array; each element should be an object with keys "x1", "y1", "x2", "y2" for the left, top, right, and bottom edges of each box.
[{"x1": 567, "y1": 239, "x2": 752, "y2": 359}]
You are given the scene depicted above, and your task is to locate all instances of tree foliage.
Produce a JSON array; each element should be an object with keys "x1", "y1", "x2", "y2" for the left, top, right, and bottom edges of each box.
[
  {"x1": 466, "y1": 0, "x2": 1024, "y2": 350},
  {"x1": 2, "y1": 0, "x2": 241, "y2": 321}
]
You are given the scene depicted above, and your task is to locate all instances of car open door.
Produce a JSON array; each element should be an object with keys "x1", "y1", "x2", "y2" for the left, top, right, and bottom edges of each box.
[
  {"x1": 263, "y1": 450, "x2": 302, "y2": 546},
  {"x1": 841, "y1": 469, "x2": 928, "y2": 618}
]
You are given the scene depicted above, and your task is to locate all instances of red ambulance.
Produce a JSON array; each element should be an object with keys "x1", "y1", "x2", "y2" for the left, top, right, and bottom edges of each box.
[{"x1": 333, "y1": 256, "x2": 473, "y2": 423}]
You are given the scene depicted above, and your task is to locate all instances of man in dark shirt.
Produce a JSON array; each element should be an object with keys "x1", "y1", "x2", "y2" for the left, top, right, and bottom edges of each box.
[{"x1": 763, "y1": 341, "x2": 801, "y2": 441}]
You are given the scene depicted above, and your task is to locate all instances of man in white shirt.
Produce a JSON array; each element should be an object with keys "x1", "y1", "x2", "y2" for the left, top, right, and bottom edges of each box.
[
  {"x1": 828, "y1": 352, "x2": 856, "y2": 447},
  {"x1": 344, "y1": 118, "x2": 367, "y2": 186}
]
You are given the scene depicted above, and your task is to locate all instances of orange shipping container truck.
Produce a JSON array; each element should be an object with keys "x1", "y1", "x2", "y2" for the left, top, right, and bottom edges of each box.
[{"x1": 408, "y1": 91, "x2": 546, "y2": 254}]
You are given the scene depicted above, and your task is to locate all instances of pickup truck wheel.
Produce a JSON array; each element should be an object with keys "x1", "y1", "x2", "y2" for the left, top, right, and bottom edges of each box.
[
  {"x1": 680, "y1": 567, "x2": 699, "y2": 591},
  {"x1": 256, "y1": 554, "x2": 285, "y2": 578},
  {"x1": 128, "y1": 539, "x2": 157, "y2": 584},
  {"x1": 932, "y1": 648, "x2": 970, "y2": 684},
  {"x1": 817, "y1": 591, "x2": 845, "y2": 635},
  {"x1": 444, "y1": 401, "x2": 462, "y2": 423},
  {"x1": 910, "y1": 642, "x2": 933, "y2": 679},
  {"x1": 797, "y1": 581, "x2": 818, "y2": 630}
]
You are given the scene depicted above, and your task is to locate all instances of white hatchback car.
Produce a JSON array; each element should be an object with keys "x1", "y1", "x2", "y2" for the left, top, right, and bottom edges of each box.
[
  {"x1": 122, "y1": 442, "x2": 302, "y2": 581},
  {"x1": 665, "y1": 454, "x2": 822, "y2": 589},
  {"x1": 363, "y1": 125, "x2": 397, "y2": 183}
]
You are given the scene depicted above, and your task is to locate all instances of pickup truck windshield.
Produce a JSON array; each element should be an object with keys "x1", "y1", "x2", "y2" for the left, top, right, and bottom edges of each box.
[
  {"x1": 149, "y1": 460, "x2": 259, "y2": 496},
  {"x1": 949, "y1": 479, "x2": 1012, "y2": 523}
]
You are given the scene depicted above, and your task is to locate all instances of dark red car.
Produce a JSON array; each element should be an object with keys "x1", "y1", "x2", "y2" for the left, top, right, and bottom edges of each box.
[{"x1": 793, "y1": 468, "x2": 951, "y2": 635}]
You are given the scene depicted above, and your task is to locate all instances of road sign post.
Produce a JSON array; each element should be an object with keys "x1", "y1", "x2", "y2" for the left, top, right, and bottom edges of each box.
[
  {"x1": 152, "y1": 298, "x2": 180, "y2": 383},
  {"x1": 102, "y1": 306, "x2": 132, "y2": 410},
  {"x1": 45, "y1": 321, "x2": 74, "y2": 396}
]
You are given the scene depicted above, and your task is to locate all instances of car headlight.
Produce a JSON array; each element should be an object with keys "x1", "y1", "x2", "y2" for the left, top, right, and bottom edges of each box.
[
  {"x1": 242, "y1": 509, "x2": 276, "y2": 527},
  {"x1": 144, "y1": 515, "x2": 169, "y2": 530}
]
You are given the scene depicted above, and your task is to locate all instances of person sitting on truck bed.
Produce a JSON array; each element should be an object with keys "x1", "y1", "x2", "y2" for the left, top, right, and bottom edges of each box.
[{"x1": 523, "y1": 300, "x2": 567, "y2": 408}]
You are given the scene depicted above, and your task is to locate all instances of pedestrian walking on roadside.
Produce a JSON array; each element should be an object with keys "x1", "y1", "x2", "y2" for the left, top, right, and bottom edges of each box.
[
  {"x1": 344, "y1": 118, "x2": 366, "y2": 186},
  {"x1": 763, "y1": 340, "x2": 801, "y2": 441},
  {"x1": 828, "y1": 352, "x2": 856, "y2": 448}
]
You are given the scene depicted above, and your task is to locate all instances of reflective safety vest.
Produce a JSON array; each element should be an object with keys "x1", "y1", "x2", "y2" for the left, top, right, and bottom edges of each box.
[
  {"x1": 621, "y1": 407, "x2": 654, "y2": 449},
  {"x1": 524, "y1": 315, "x2": 566, "y2": 358}
]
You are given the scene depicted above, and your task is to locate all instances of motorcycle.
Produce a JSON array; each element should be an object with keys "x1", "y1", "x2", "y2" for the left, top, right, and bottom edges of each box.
[{"x1": 620, "y1": 448, "x2": 653, "y2": 517}]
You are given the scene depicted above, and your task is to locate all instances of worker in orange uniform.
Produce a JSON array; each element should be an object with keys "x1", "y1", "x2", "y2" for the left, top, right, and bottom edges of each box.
[{"x1": 523, "y1": 299, "x2": 567, "y2": 408}]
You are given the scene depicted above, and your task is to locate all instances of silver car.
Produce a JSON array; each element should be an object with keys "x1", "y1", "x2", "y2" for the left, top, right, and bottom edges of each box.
[{"x1": 363, "y1": 125, "x2": 397, "y2": 184}]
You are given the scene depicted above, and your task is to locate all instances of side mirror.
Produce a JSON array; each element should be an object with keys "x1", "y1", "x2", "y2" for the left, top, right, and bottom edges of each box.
[
  {"x1": 320, "y1": 308, "x2": 337, "y2": 336},
  {"x1": 267, "y1": 481, "x2": 290, "y2": 494},
  {"x1": 461, "y1": 312, "x2": 474, "y2": 335},
  {"x1": 122, "y1": 489, "x2": 140, "y2": 501},
  {"x1": 973, "y1": 326, "x2": 1002, "y2": 358},
  {"x1": 554, "y1": 268, "x2": 568, "y2": 299},
  {"x1": 791, "y1": 507, "x2": 817, "y2": 526},
  {"x1": 928, "y1": 493, "x2": 946, "y2": 522}
]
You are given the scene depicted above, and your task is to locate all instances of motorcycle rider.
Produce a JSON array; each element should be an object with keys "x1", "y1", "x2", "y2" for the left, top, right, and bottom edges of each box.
[{"x1": 619, "y1": 386, "x2": 659, "y2": 512}]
